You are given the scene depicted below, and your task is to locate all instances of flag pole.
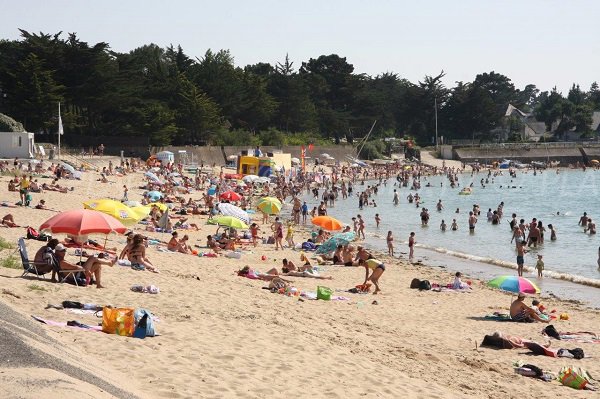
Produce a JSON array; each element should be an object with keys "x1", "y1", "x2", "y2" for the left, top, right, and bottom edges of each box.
[{"x1": 58, "y1": 102, "x2": 61, "y2": 161}]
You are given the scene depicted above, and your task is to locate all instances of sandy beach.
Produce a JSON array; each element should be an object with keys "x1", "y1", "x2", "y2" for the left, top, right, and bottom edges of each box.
[{"x1": 1, "y1": 156, "x2": 599, "y2": 399}]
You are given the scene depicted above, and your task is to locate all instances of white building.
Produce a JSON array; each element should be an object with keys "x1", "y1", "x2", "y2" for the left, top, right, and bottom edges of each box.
[{"x1": 0, "y1": 131, "x2": 35, "y2": 158}]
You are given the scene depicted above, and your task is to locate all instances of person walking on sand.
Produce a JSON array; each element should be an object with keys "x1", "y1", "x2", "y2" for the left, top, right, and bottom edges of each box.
[
  {"x1": 271, "y1": 217, "x2": 284, "y2": 250},
  {"x1": 386, "y1": 231, "x2": 394, "y2": 256},
  {"x1": 362, "y1": 258, "x2": 385, "y2": 294},
  {"x1": 536, "y1": 254, "x2": 544, "y2": 278},
  {"x1": 408, "y1": 232, "x2": 416, "y2": 261}
]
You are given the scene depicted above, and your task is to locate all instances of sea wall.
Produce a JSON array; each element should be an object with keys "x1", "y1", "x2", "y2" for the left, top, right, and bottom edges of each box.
[{"x1": 452, "y1": 144, "x2": 600, "y2": 164}]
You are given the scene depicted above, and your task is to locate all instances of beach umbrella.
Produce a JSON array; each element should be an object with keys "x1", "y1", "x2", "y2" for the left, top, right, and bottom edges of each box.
[
  {"x1": 83, "y1": 199, "x2": 139, "y2": 226},
  {"x1": 312, "y1": 216, "x2": 343, "y2": 231},
  {"x1": 130, "y1": 206, "x2": 151, "y2": 220},
  {"x1": 487, "y1": 275, "x2": 540, "y2": 294},
  {"x1": 256, "y1": 177, "x2": 270, "y2": 184},
  {"x1": 40, "y1": 209, "x2": 127, "y2": 236},
  {"x1": 208, "y1": 215, "x2": 248, "y2": 229},
  {"x1": 144, "y1": 171, "x2": 162, "y2": 182},
  {"x1": 220, "y1": 191, "x2": 242, "y2": 201},
  {"x1": 123, "y1": 200, "x2": 142, "y2": 208},
  {"x1": 256, "y1": 197, "x2": 282, "y2": 215},
  {"x1": 148, "y1": 202, "x2": 168, "y2": 212},
  {"x1": 147, "y1": 191, "x2": 163, "y2": 201},
  {"x1": 242, "y1": 175, "x2": 260, "y2": 183},
  {"x1": 217, "y1": 203, "x2": 250, "y2": 224},
  {"x1": 207, "y1": 186, "x2": 217, "y2": 196},
  {"x1": 291, "y1": 157, "x2": 300, "y2": 164},
  {"x1": 60, "y1": 162, "x2": 75, "y2": 174},
  {"x1": 168, "y1": 172, "x2": 180, "y2": 178},
  {"x1": 316, "y1": 232, "x2": 356, "y2": 254}
]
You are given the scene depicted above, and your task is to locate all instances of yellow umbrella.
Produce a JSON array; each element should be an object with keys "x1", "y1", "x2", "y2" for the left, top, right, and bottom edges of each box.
[
  {"x1": 83, "y1": 199, "x2": 139, "y2": 226},
  {"x1": 148, "y1": 202, "x2": 168, "y2": 212},
  {"x1": 130, "y1": 206, "x2": 151, "y2": 220},
  {"x1": 257, "y1": 197, "x2": 282, "y2": 215}
]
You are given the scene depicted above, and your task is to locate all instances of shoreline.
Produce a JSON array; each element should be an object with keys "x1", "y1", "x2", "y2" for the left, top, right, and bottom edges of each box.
[{"x1": 1, "y1": 157, "x2": 600, "y2": 398}]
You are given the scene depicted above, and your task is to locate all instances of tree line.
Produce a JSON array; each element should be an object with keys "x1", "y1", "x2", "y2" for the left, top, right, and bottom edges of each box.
[{"x1": 0, "y1": 30, "x2": 599, "y2": 147}]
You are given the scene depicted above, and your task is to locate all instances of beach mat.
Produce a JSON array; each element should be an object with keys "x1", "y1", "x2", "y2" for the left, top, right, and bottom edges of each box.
[{"x1": 31, "y1": 315, "x2": 102, "y2": 332}]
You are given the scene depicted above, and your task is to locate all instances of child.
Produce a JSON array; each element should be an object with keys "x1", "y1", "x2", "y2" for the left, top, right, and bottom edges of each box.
[
  {"x1": 536, "y1": 254, "x2": 544, "y2": 278},
  {"x1": 440, "y1": 219, "x2": 447, "y2": 232},
  {"x1": 285, "y1": 221, "x2": 295, "y2": 248},
  {"x1": 386, "y1": 231, "x2": 394, "y2": 256},
  {"x1": 451, "y1": 219, "x2": 458, "y2": 231},
  {"x1": 375, "y1": 213, "x2": 381, "y2": 228},
  {"x1": 250, "y1": 223, "x2": 260, "y2": 247},
  {"x1": 408, "y1": 232, "x2": 416, "y2": 261}
]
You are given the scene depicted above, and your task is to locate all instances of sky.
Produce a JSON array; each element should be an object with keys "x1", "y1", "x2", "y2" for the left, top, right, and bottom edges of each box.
[{"x1": 2, "y1": 0, "x2": 599, "y2": 93}]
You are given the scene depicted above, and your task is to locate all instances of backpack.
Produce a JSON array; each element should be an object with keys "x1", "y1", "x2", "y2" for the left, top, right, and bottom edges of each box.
[
  {"x1": 419, "y1": 280, "x2": 432, "y2": 291},
  {"x1": 410, "y1": 278, "x2": 421, "y2": 289},
  {"x1": 27, "y1": 227, "x2": 51, "y2": 242},
  {"x1": 543, "y1": 325, "x2": 561, "y2": 340},
  {"x1": 133, "y1": 308, "x2": 156, "y2": 338}
]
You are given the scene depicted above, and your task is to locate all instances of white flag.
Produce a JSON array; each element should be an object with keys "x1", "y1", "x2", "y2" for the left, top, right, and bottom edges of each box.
[{"x1": 58, "y1": 103, "x2": 64, "y2": 135}]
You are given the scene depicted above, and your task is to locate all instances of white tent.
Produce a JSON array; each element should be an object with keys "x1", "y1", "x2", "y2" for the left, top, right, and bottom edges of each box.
[{"x1": 156, "y1": 151, "x2": 174, "y2": 164}]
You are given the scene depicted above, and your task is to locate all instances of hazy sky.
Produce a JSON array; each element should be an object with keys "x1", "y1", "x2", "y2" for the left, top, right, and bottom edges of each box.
[{"x1": 2, "y1": 1, "x2": 599, "y2": 93}]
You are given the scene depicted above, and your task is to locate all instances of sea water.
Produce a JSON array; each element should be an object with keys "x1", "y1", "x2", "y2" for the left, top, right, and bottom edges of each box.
[{"x1": 304, "y1": 168, "x2": 600, "y2": 307}]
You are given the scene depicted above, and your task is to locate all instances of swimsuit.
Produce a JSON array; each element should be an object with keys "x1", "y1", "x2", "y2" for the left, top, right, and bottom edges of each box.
[
  {"x1": 512, "y1": 310, "x2": 533, "y2": 323},
  {"x1": 516, "y1": 255, "x2": 524, "y2": 264}
]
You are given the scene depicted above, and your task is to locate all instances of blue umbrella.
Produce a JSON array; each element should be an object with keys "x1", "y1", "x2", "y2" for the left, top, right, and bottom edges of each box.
[
  {"x1": 144, "y1": 171, "x2": 162, "y2": 183},
  {"x1": 207, "y1": 186, "x2": 217, "y2": 196},
  {"x1": 60, "y1": 162, "x2": 75, "y2": 174},
  {"x1": 147, "y1": 191, "x2": 163, "y2": 201},
  {"x1": 316, "y1": 232, "x2": 356, "y2": 254}
]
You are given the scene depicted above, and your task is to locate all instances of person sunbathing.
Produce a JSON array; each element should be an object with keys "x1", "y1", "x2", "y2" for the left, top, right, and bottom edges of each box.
[
  {"x1": 34, "y1": 199, "x2": 47, "y2": 210},
  {"x1": 510, "y1": 293, "x2": 549, "y2": 323},
  {"x1": 1, "y1": 214, "x2": 19, "y2": 227},
  {"x1": 173, "y1": 217, "x2": 199, "y2": 231},
  {"x1": 206, "y1": 235, "x2": 221, "y2": 253},
  {"x1": 167, "y1": 232, "x2": 186, "y2": 252},
  {"x1": 129, "y1": 234, "x2": 159, "y2": 272}
]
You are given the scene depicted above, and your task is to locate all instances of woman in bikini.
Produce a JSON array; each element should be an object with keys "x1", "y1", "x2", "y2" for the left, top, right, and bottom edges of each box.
[{"x1": 129, "y1": 234, "x2": 159, "y2": 273}]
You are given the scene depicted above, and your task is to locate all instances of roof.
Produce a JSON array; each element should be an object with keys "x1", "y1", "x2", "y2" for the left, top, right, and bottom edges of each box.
[{"x1": 505, "y1": 104, "x2": 528, "y2": 118}]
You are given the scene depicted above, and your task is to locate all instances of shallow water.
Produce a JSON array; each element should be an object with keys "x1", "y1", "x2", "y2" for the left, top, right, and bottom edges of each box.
[{"x1": 304, "y1": 168, "x2": 600, "y2": 306}]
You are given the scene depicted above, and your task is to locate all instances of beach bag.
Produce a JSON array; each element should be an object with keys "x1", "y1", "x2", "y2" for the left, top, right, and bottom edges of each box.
[
  {"x1": 133, "y1": 308, "x2": 155, "y2": 338},
  {"x1": 102, "y1": 307, "x2": 135, "y2": 336},
  {"x1": 410, "y1": 278, "x2": 421, "y2": 289},
  {"x1": 419, "y1": 280, "x2": 432, "y2": 291},
  {"x1": 558, "y1": 366, "x2": 594, "y2": 390},
  {"x1": 316, "y1": 286, "x2": 333, "y2": 301}
]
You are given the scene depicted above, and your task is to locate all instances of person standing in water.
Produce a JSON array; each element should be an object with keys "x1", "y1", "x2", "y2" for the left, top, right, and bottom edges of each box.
[
  {"x1": 579, "y1": 212, "x2": 589, "y2": 230},
  {"x1": 468, "y1": 211, "x2": 477, "y2": 233},
  {"x1": 536, "y1": 254, "x2": 544, "y2": 278},
  {"x1": 393, "y1": 189, "x2": 399, "y2": 206},
  {"x1": 386, "y1": 231, "x2": 394, "y2": 256},
  {"x1": 374, "y1": 213, "x2": 381, "y2": 228},
  {"x1": 516, "y1": 239, "x2": 527, "y2": 277}
]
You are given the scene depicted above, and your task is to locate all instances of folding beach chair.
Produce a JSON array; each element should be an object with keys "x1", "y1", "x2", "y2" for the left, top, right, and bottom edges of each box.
[{"x1": 17, "y1": 237, "x2": 50, "y2": 280}]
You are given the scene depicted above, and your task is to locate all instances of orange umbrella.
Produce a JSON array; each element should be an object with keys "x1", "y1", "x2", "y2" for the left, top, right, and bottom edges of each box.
[
  {"x1": 40, "y1": 209, "x2": 127, "y2": 236},
  {"x1": 312, "y1": 216, "x2": 344, "y2": 231}
]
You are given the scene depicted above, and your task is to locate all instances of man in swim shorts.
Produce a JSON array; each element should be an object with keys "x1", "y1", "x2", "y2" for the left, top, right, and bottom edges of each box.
[
  {"x1": 510, "y1": 293, "x2": 548, "y2": 323},
  {"x1": 516, "y1": 239, "x2": 526, "y2": 276},
  {"x1": 468, "y1": 211, "x2": 477, "y2": 232}
]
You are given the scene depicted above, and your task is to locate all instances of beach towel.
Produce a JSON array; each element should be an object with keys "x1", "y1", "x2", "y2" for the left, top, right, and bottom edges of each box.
[
  {"x1": 31, "y1": 316, "x2": 102, "y2": 332},
  {"x1": 484, "y1": 313, "x2": 513, "y2": 321}
]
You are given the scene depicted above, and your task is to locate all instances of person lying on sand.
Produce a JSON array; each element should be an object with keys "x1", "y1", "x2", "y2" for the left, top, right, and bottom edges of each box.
[
  {"x1": 510, "y1": 293, "x2": 549, "y2": 323},
  {"x1": 1, "y1": 214, "x2": 19, "y2": 227}
]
